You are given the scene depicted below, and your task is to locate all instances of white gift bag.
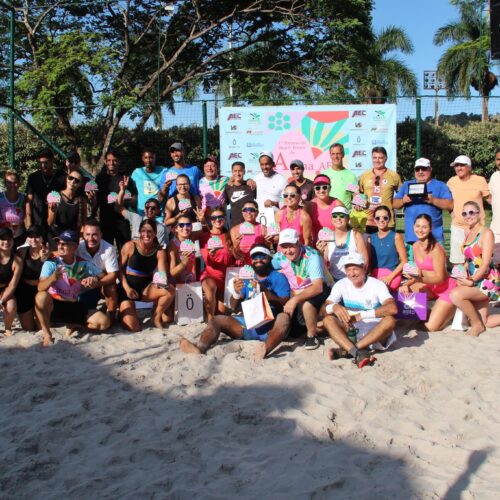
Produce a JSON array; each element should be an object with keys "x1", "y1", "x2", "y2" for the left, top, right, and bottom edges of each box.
[
  {"x1": 224, "y1": 267, "x2": 242, "y2": 307},
  {"x1": 175, "y1": 281, "x2": 204, "y2": 325},
  {"x1": 241, "y1": 292, "x2": 274, "y2": 330},
  {"x1": 257, "y1": 206, "x2": 277, "y2": 228}
]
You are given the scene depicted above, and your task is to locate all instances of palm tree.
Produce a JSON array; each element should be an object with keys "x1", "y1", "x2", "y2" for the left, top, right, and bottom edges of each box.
[
  {"x1": 434, "y1": 1, "x2": 497, "y2": 122},
  {"x1": 358, "y1": 26, "x2": 418, "y2": 103}
]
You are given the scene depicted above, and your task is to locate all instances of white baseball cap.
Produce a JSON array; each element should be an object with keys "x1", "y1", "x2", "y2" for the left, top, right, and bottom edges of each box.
[
  {"x1": 343, "y1": 253, "x2": 365, "y2": 268},
  {"x1": 415, "y1": 158, "x2": 431, "y2": 168},
  {"x1": 331, "y1": 205, "x2": 350, "y2": 215},
  {"x1": 450, "y1": 155, "x2": 471, "y2": 167},
  {"x1": 259, "y1": 151, "x2": 274, "y2": 161},
  {"x1": 278, "y1": 228, "x2": 299, "y2": 246}
]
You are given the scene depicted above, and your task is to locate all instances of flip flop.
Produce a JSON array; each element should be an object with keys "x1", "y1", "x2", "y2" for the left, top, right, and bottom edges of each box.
[{"x1": 355, "y1": 349, "x2": 377, "y2": 368}]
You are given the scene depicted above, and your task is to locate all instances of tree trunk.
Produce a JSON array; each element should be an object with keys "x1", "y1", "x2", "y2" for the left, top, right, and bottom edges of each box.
[{"x1": 482, "y1": 94, "x2": 489, "y2": 122}]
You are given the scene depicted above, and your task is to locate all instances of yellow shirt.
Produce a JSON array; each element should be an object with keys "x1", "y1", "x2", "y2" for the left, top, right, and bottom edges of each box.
[{"x1": 359, "y1": 168, "x2": 402, "y2": 228}]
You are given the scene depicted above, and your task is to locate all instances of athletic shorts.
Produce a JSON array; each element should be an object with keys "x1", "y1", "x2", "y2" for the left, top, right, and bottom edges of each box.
[
  {"x1": 234, "y1": 315, "x2": 270, "y2": 341},
  {"x1": 51, "y1": 298, "x2": 88, "y2": 325}
]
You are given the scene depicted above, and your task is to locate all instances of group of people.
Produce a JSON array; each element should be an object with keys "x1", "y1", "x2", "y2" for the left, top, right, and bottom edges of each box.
[{"x1": 1, "y1": 142, "x2": 500, "y2": 365}]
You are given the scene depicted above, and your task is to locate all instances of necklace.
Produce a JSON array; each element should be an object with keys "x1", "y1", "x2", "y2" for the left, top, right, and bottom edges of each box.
[{"x1": 41, "y1": 172, "x2": 56, "y2": 189}]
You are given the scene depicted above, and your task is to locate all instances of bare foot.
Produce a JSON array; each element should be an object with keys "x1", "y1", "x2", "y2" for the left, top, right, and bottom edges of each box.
[
  {"x1": 466, "y1": 323, "x2": 486, "y2": 337},
  {"x1": 153, "y1": 317, "x2": 164, "y2": 329},
  {"x1": 254, "y1": 342, "x2": 267, "y2": 360},
  {"x1": 4, "y1": 329, "x2": 13, "y2": 337},
  {"x1": 42, "y1": 336, "x2": 54, "y2": 347},
  {"x1": 65, "y1": 328, "x2": 76, "y2": 337},
  {"x1": 179, "y1": 337, "x2": 202, "y2": 355}
]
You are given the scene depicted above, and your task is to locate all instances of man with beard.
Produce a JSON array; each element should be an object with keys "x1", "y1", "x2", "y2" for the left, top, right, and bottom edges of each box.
[
  {"x1": 288, "y1": 159, "x2": 313, "y2": 203},
  {"x1": 179, "y1": 244, "x2": 291, "y2": 359}
]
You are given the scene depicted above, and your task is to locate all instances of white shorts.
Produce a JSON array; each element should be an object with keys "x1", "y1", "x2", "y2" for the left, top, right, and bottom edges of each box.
[
  {"x1": 355, "y1": 320, "x2": 396, "y2": 351},
  {"x1": 450, "y1": 225, "x2": 466, "y2": 264}
]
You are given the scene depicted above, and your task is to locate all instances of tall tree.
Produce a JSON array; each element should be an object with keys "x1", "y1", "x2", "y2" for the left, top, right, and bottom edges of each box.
[{"x1": 434, "y1": 0, "x2": 497, "y2": 122}]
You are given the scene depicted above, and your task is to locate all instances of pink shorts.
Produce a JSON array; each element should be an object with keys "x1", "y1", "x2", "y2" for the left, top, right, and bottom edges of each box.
[
  {"x1": 371, "y1": 268, "x2": 402, "y2": 291},
  {"x1": 426, "y1": 277, "x2": 457, "y2": 304}
]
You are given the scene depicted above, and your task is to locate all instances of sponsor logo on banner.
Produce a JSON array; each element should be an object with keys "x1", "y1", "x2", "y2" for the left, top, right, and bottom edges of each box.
[
  {"x1": 228, "y1": 153, "x2": 243, "y2": 160},
  {"x1": 246, "y1": 129, "x2": 264, "y2": 135},
  {"x1": 354, "y1": 162, "x2": 363, "y2": 168},
  {"x1": 246, "y1": 142, "x2": 264, "y2": 148},
  {"x1": 249, "y1": 152, "x2": 260, "y2": 161},
  {"x1": 352, "y1": 110, "x2": 366, "y2": 117},
  {"x1": 371, "y1": 139, "x2": 387, "y2": 145},
  {"x1": 354, "y1": 122, "x2": 364, "y2": 128},
  {"x1": 374, "y1": 109, "x2": 386, "y2": 120},
  {"x1": 371, "y1": 126, "x2": 388, "y2": 133},
  {"x1": 248, "y1": 113, "x2": 261, "y2": 123},
  {"x1": 229, "y1": 125, "x2": 238, "y2": 131},
  {"x1": 352, "y1": 150, "x2": 367, "y2": 157},
  {"x1": 227, "y1": 113, "x2": 242, "y2": 120}
]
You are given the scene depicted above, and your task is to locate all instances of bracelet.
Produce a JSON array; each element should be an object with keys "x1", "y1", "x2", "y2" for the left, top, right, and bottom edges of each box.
[
  {"x1": 325, "y1": 303, "x2": 334, "y2": 315},
  {"x1": 232, "y1": 292, "x2": 242, "y2": 300},
  {"x1": 360, "y1": 309, "x2": 376, "y2": 320}
]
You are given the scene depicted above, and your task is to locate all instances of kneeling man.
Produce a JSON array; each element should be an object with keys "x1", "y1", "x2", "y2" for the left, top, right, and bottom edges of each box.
[
  {"x1": 322, "y1": 254, "x2": 397, "y2": 367},
  {"x1": 180, "y1": 244, "x2": 291, "y2": 359}
]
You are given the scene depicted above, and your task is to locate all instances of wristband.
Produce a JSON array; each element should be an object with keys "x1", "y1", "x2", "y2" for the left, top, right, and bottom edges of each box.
[
  {"x1": 325, "y1": 303, "x2": 334, "y2": 315},
  {"x1": 232, "y1": 292, "x2": 243, "y2": 300},
  {"x1": 360, "y1": 309, "x2": 376, "y2": 320}
]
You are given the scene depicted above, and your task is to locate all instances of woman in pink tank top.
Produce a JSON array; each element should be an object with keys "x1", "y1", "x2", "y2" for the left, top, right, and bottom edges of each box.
[
  {"x1": 306, "y1": 174, "x2": 344, "y2": 244},
  {"x1": 230, "y1": 200, "x2": 267, "y2": 265},
  {"x1": 274, "y1": 184, "x2": 312, "y2": 245}
]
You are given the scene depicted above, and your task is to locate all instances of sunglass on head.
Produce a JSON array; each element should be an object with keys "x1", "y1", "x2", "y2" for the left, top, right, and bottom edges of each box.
[
  {"x1": 331, "y1": 213, "x2": 347, "y2": 219},
  {"x1": 283, "y1": 193, "x2": 297, "y2": 199},
  {"x1": 250, "y1": 253, "x2": 268, "y2": 261},
  {"x1": 177, "y1": 223, "x2": 192, "y2": 228},
  {"x1": 414, "y1": 167, "x2": 429, "y2": 172},
  {"x1": 461, "y1": 210, "x2": 479, "y2": 217},
  {"x1": 210, "y1": 215, "x2": 225, "y2": 221},
  {"x1": 314, "y1": 185, "x2": 330, "y2": 191},
  {"x1": 375, "y1": 216, "x2": 389, "y2": 221},
  {"x1": 242, "y1": 207, "x2": 257, "y2": 213},
  {"x1": 68, "y1": 175, "x2": 81, "y2": 183}
]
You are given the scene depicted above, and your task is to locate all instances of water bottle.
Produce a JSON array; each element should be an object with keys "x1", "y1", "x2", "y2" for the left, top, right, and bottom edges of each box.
[{"x1": 347, "y1": 327, "x2": 358, "y2": 345}]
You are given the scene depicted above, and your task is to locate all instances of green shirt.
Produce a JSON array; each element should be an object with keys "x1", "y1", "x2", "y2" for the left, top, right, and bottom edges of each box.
[{"x1": 322, "y1": 168, "x2": 358, "y2": 210}]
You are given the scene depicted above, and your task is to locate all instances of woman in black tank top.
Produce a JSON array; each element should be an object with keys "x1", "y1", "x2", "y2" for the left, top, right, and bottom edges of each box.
[
  {"x1": 164, "y1": 174, "x2": 202, "y2": 227},
  {"x1": 119, "y1": 219, "x2": 174, "y2": 332},
  {"x1": 0, "y1": 227, "x2": 23, "y2": 336},
  {"x1": 15, "y1": 225, "x2": 50, "y2": 331}
]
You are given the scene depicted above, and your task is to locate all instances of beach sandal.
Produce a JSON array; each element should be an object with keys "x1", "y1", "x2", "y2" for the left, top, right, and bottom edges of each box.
[
  {"x1": 329, "y1": 347, "x2": 351, "y2": 360},
  {"x1": 355, "y1": 349, "x2": 376, "y2": 368}
]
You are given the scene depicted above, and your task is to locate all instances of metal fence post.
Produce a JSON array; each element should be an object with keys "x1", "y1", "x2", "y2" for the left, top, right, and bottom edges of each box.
[
  {"x1": 202, "y1": 101, "x2": 207, "y2": 158},
  {"x1": 8, "y1": 6, "x2": 15, "y2": 168},
  {"x1": 416, "y1": 97, "x2": 421, "y2": 159}
]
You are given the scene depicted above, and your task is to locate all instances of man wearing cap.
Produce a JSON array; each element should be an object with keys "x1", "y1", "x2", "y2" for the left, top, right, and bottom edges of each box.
[
  {"x1": 158, "y1": 142, "x2": 202, "y2": 201},
  {"x1": 179, "y1": 243, "x2": 291, "y2": 359},
  {"x1": 322, "y1": 143, "x2": 358, "y2": 209},
  {"x1": 253, "y1": 151, "x2": 288, "y2": 224},
  {"x1": 487, "y1": 148, "x2": 500, "y2": 263},
  {"x1": 288, "y1": 159, "x2": 314, "y2": 203},
  {"x1": 322, "y1": 254, "x2": 397, "y2": 368},
  {"x1": 272, "y1": 228, "x2": 331, "y2": 349},
  {"x1": 76, "y1": 219, "x2": 120, "y2": 324},
  {"x1": 35, "y1": 229, "x2": 111, "y2": 347},
  {"x1": 447, "y1": 155, "x2": 489, "y2": 264},
  {"x1": 131, "y1": 148, "x2": 165, "y2": 216},
  {"x1": 393, "y1": 158, "x2": 453, "y2": 248}
]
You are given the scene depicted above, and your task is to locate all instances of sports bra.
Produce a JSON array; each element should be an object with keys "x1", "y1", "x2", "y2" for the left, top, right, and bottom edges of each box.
[
  {"x1": 415, "y1": 254, "x2": 435, "y2": 272},
  {"x1": 0, "y1": 253, "x2": 14, "y2": 286},
  {"x1": 126, "y1": 243, "x2": 157, "y2": 277},
  {"x1": 172, "y1": 194, "x2": 197, "y2": 222},
  {"x1": 17, "y1": 246, "x2": 43, "y2": 281}
]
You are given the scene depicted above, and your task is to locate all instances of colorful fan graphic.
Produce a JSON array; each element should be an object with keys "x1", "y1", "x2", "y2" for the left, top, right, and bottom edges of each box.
[{"x1": 301, "y1": 111, "x2": 349, "y2": 159}]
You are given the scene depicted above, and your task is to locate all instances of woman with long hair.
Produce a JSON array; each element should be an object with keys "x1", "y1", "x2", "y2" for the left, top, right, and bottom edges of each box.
[
  {"x1": 164, "y1": 174, "x2": 203, "y2": 227},
  {"x1": 274, "y1": 184, "x2": 312, "y2": 245},
  {"x1": 199, "y1": 207, "x2": 234, "y2": 320},
  {"x1": 119, "y1": 219, "x2": 175, "y2": 332},
  {"x1": 450, "y1": 201, "x2": 500, "y2": 336},
  {"x1": 368, "y1": 205, "x2": 407, "y2": 291},
  {"x1": 402, "y1": 213, "x2": 456, "y2": 332}
]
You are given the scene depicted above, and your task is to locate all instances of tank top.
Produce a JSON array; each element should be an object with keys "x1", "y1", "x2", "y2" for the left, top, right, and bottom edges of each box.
[
  {"x1": 17, "y1": 246, "x2": 43, "y2": 281},
  {"x1": 370, "y1": 231, "x2": 399, "y2": 270},
  {"x1": 0, "y1": 252, "x2": 14, "y2": 286},
  {"x1": 311, "y1": 198, "x2": 342, "y2": 241},
  {"x1": 172, "y1": 194, "x2": 197, "y2": 222},
  {"x1": 126, "y1": 243, "x2": 158, "y2": 277},
  {"x1": 239, "y1": 223, "x2": 265, "y2": 254},
  {"x1": 54, "y1": 193, "x2": 82, "y2": 232},
  {"x1": 327, "y1": 230, "x2": 359, "y2": 280},
  {"x1": 169, "y1": 237, "x2": 197, "y2": 284},
  {"x1": 0, "y1": 192, "x2": 26, "y2": 238},
  {"x1": 280, "y1": 209, "x2": 304, "y2": 243}
]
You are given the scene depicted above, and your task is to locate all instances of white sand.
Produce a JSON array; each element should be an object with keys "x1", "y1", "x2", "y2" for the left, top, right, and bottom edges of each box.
[{"x1": 1, "y1": 318, "x2": 500, "y2": 499}]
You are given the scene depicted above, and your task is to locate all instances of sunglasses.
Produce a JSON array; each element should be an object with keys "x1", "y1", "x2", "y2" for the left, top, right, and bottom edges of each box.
[
  {"x1": 375, "y1": 216, "x2": 389, "y2": 221},
  {"x1": 331, "y1": 213, "x2": 347, "y2": 219},
  {"x1": 68, "y1": 175, "x2": 81, "y2": 183},
  {"x1": 242, "y1": 207, "x2": 257, "y2": 213},
  {"x1": 461, "y1": 210, "x2": 479, "y2": 217},
  {"x1": 414, "y1": 167, "x2": 430, "y2": 172},
  {"x1": 145, "y1": 205, "x2": 159, "y2": 210},
  {"x1": 314, "y1": 185, "x2": 330, "y2": 191},
  {"x1": 177, "y1": 223, "x2": 192, "y2": 228},
  {"x1": 210, "y1": 215, "x2": 225, "y2": 221},
  {"x1": 283, "y1": 193, "x2": 297, "y2": 199},
  {"x1": 250, "y1": 253, "x2": 268, "y2": 261}
]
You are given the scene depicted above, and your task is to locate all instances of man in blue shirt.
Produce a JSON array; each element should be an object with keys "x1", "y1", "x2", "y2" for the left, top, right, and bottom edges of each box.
[
  {"x1": 393, "y1": 158, "x2": 453, "y2": 247},
  {"x1": 179, "y1": 244, "x2": 291, "y2": 359},
  {"x1": 130, "y1": 148, "x2": 165, "y2": 216},
  {"x1": 158, "y1": 142, "x2": 202, "y2": 202}
]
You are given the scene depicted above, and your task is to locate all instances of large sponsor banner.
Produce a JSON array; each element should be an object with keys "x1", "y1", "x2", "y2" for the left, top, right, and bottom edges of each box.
[{"x1": 219, "y1": 104, "x2": 396, "y2": 179}]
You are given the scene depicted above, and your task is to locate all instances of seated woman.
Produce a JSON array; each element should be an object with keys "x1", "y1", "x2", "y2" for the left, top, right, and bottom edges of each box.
[
  {"x1": 450, "y1": 201, "x2": 500, "y2": 336},
  {"x1": 15, "y1": 225, "x2": 50, "y2": 331},
  {"x1": 305, "y1": 174, "x2": 344, "y2": 244},
  {"x1": 316, "y1": 206, "x2": 369, "y2": 282},
  {"x1": 199, "y1": 207, "x2": 234, "y2": 320},
  {"x1": 164, "y1": 174, "x2": 203, "y2": 228},
  {"x1": 274, "y1": 184, "x2": 312, "y2": 245},
  {"x1": 47, "y1": 170, "x2": 87, "y2": 249},
  {"x1": 402, "y1": 214, "x2": 456, "y2": 332},
  {"x1": 368, "y1": 205, "x2": 407, "y2": 291},
  {"x1": 229, "y1": 200, "x2": 267, "y2": 265},
  {"x1": 119, "y1": 219, "x2": 175, "y2": 332},
  {"x1": 0, "y1": 228, "x2": 22, "y2": 336}
]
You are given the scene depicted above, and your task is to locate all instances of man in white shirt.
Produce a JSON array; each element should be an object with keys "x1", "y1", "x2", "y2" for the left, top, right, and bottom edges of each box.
[
  {"x1": 253, "y1": 151, "x2": 287, "y2": 225},
  {"x1": 488, "y1": 147, "x2": 500, "y2": 263},
  {"x1": 76, "y1": 219, "x2": 120, "y2": 323},
  {"x1": 322, "y1": 254, "x2": 397, "y2": 368}
]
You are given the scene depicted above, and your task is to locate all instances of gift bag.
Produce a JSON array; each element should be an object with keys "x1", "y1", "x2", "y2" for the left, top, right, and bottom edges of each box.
[
  {"x1": 241, "y1": 292, "x2": 274, "y2": 330},
  {"x1": 224, "y1": 267, "x2": 242, "y2": 307},
  {"x1": 257, "y1": 206, "x2": 277, "y2": 228},
  {"x1": 392, "y1": 292, "x2": 428, "y2": 321},
  {"x1": 175, "y1": 282, "x2": 204, "y2": 325}
]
